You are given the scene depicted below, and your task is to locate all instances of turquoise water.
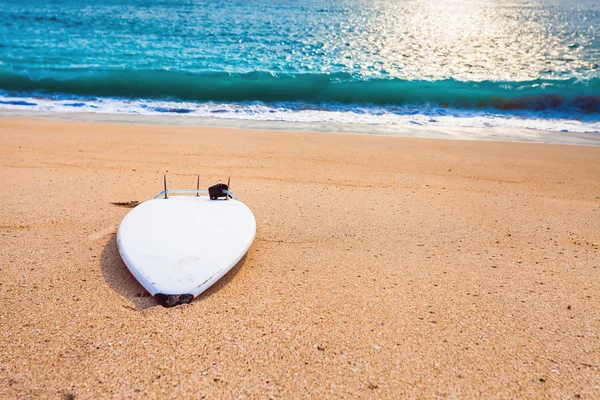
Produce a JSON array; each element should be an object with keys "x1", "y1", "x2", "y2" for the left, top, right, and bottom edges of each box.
[{"x1": 1, "y1": 0, "x2": 599, "y2": 132}]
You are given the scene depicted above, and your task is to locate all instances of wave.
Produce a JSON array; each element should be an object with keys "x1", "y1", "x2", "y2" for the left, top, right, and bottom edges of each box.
[
  {"x1": 0, "y1": 67, "x2": 599, "y2": 113},
  {"x1": 1, "y1": 93, "x2": 599, "y2": 135}
]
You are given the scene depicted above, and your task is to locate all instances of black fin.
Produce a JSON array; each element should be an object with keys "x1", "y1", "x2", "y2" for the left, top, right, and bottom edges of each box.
[{"x1": 208, "y1": 183, "x2": 229, "y2": 200}]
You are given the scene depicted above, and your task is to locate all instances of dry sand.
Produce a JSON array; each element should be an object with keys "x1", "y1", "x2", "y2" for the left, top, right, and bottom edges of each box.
[{"x1": 0, "y1": 117, "x2": 599, "y2": 399}]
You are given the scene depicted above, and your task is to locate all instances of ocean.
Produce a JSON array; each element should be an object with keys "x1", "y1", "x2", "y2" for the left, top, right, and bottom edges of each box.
[{"x1": 1, "y1": 0, "x2": 599, "y2": 134}]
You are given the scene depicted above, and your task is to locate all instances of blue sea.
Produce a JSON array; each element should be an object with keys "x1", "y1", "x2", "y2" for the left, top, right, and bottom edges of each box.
[{"x1": 1, "y1": 0, "x2": 599, "y2": 134}]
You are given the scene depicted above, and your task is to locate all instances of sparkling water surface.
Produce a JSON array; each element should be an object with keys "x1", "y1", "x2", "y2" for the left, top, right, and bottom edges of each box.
[{"x1": 0, "y1": 0, "x2": 599, "y2": 133}]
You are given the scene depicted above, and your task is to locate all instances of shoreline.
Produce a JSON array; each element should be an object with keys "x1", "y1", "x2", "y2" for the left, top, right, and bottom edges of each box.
[
  {"x1": 1, "y1": 117, "x2": 599, "y2": 398},
  {"x1": 1, "y1": 109, "x2": 599, "y2": 146}
]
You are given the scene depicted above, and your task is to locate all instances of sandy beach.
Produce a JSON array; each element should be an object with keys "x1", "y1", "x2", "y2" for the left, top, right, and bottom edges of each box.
[{"x1": 1, "y1": 117, "x2": 599, "y2": 399}]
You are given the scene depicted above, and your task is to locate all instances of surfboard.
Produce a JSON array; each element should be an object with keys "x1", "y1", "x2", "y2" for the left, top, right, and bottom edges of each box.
[{"x1": 117, "y1": 189, "x2": 256, "y2": 307}]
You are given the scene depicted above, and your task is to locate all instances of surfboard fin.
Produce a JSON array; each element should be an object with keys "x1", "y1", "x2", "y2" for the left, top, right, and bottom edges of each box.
[
  {"x1": 154, "y1": 293, "x2": 194, "y2": 307},
  {"x1": 196, "y1": 174, "x2": 200, "y2": 196},
  {"x1": 208, "y1": 182, "x2": 229, "y2": 200}
]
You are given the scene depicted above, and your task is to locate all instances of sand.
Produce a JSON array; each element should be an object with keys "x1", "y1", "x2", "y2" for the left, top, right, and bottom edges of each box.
[{"x1": 0, "y1": 117, "x2": 599, "y2": 399}]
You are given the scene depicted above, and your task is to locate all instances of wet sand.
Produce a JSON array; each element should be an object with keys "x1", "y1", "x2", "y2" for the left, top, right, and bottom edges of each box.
[{"x1": 1, "y1": 117, "x2": 599, "y2": 399}]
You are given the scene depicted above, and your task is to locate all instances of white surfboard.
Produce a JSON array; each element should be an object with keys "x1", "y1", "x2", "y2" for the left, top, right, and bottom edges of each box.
[{"x1": 117, "y1": 191, "x2": 255, "y2": 307}]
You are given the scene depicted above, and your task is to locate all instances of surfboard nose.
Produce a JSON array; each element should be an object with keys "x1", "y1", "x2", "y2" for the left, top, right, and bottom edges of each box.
[{"x1": 154, "y1": 293, "x2": 194, "y2": 307}]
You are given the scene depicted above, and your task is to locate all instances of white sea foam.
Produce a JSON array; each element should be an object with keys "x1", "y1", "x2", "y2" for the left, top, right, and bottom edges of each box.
[{"x1": 0, "y1": 95, "x2": 599, "y2": 139}]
